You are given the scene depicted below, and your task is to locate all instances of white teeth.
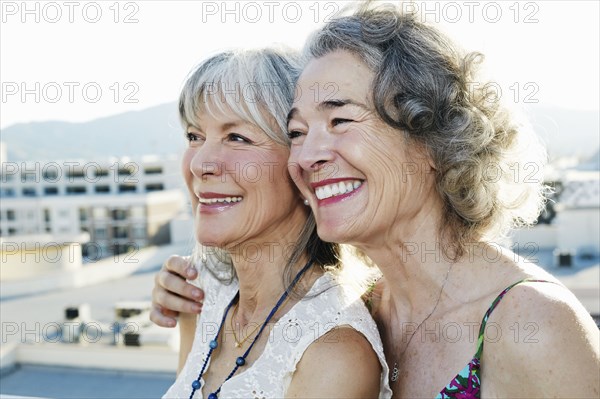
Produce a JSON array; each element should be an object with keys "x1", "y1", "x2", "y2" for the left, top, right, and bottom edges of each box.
[
  {"x1": 199, "y1": 196, "x2": 243, "y2": 204},
  {"x1": 314, "y1": 180, "x2": 363, "y2": 201},
  {"x1": 316, "y1": 187, "x2": 325, "y2": 200}
]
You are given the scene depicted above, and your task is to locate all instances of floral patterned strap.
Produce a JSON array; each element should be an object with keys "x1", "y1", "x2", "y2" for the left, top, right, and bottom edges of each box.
[
  {"x1": 436, "y1": 278, "x2": 555, "y2": 399},
  {"x1": 473, "y1": 278, "x2": 555, "y2": 359}
]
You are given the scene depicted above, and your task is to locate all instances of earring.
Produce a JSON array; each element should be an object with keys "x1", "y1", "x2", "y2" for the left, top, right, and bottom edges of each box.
[{"x1": 303, "y1": 199, "x2": 309, "y2": 206}]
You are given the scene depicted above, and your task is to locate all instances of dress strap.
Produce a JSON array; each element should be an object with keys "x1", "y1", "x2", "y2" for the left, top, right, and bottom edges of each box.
[{"x1": 474, "y1": 278, "x2": 555, "y2": 359}]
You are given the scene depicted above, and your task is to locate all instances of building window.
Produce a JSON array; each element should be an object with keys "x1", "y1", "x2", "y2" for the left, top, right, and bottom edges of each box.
[
  {"x1": 79, "y1": 208, "x2": 88, "y2": 222},
  {"x1": 112, "y1": 209, "x2": 128, "y2": 221},
  {"x1": 44, "y1": 187, "x2": 59, "y2": 195},
  {"x1": 94, "y1": 227, "x2": 107, "y2": 239},
  {"x1": 0, "y1": 188, "x2": 15, "y2": 197},
  {"x1": 112, "y1": 226, "x2": 128, "y2": 239},
  {"x1": 95, "y1": 185, "x2": 110, "y2": 194},
  {"x1": 67, "y1": 169, "x2": 85, "y2": 179},
  {"x1": 96, "y1": 169, "x2": 109, "y2": 178},
  {"x1": 118, "y1": 184, "x2": 137, "y2": 193},
  {"x1": 7, "y1": 210, "x2": 15, "y2": 221},
  {"x1": 8, "y1": 227, "x2": 17, "y2": 235},
  {"x1": 118, "y1": 166, "x2": 135, "y2": 176},
  {"x1": 43, "y1": 169, "x2": 58, "y2": 180},
  {"x1": 23, "y1": 187, "x2": 37, "y2": 197},
  {"x1": 66, "y1": 186, "x2": 86, "y2": 195},
  {"x1": 146, "y1": 183, "x2": 164, "y2": 192},
  {"x1": 44, "y1": 209, "x2": 51, "y2": 222},
  {"x1": 144, "y1": 166, "x2": 163, "y2": 175}
]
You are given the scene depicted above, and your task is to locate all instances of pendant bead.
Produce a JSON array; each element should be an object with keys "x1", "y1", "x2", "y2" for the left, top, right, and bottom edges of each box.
[
  {"x1": 191, "y1": 380, "x2": 201, "y2": 390},
  {"x1": 209, "y1": 339, "x2": 218, "y2": 349},
  {"x1": 235, "y1": 357, "x2": 246, "y2": 366},
  {"x1": 208, "y1": 393, "x2": 218, "y2": 399}
]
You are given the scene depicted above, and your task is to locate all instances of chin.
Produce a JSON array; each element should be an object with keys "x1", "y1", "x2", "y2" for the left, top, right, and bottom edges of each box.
[{"x1": 316, "y1": 223, "x2": 349, "y2": 245}]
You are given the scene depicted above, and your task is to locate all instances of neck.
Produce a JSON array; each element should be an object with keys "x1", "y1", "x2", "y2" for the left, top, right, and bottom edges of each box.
[
  {"x1": 361, "y1": 197, "x2": 455, "y2": 312},
  {"x1": 229, "y1": 226, "x2": 312, "y2": 325}
]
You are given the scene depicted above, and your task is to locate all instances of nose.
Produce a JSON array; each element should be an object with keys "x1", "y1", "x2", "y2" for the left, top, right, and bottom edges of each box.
[
  {"x1": 295, "y1": 125, "x2": 335, "y2": 173},
  {"x1": 189, "y1": 140, "x2": 223, "y2": 180}
]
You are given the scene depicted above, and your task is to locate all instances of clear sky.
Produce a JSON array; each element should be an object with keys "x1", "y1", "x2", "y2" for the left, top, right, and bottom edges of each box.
[{"x1": 1, "y1": 0, "x2": 599, "y2": 129}]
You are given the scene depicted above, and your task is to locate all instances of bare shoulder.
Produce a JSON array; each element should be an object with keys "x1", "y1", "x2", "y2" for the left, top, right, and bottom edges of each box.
[
  {"x1": 286, "y1": 326, "x2": 381, "y2": 398},
  {"x1": 484, "y1": 274, "x2": 599, "y2": 397}
]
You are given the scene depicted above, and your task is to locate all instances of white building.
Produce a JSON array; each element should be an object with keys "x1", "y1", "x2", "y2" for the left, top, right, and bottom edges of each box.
[
  {"x1": 554, "y1": 170, "x2": 600, "y2": 257},
  {"x1": 510, "y1": 169, "x2": 600, "y2": 258},
  {"x1": 0, "y1": 154, "x2": 187, "y2": 260}
]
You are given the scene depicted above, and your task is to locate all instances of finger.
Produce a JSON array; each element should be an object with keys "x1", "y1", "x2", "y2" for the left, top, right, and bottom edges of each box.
[
  {"x1": 149, "y1": 304, "x2": 178, "y2": 328},
  {"x1": 155, "y1": 287, "x2": 203, "y2": 314},
  {"x1": 161, "y1": 308, "x2": 180, "y2": 318},
  {"x1": 157, "y1": 269, "x2": 204, "y2": 302},
  {"x1": 164, "y1": 255, "x2": 197, "y2": 279}
]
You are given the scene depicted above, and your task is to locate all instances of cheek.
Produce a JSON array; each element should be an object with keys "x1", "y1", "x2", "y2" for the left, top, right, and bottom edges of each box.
[
  {"x1": 287, "y1": 158, "x2": 304, "y2": 189},
  {"x1": 181, "y1": 149, "x2": 194, "y2": 187},
  {"x1": 181, "y1": 149, "x2": 199, "y2": 213}
]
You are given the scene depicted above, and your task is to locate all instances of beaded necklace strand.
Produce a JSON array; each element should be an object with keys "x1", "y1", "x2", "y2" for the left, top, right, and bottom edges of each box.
[
  {"x1": 230, "y1": 293, "x2": 291, "y2": 348},
  {"x1": 189, "y1": 258, "x2": 314, "y2": 399}
]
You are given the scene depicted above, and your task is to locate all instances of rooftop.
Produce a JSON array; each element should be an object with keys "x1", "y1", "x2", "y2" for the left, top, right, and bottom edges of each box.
[{"x1": 1, "y1": 245, "x2": 598, "y2": 398}]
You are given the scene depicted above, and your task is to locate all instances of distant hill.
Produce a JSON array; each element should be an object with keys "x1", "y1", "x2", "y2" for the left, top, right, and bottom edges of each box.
[
  {"x1": 0, "y1": 103, "x2": 597, "y2": 162},
  {"x1": 525, "y1": 105, "x2": 599, "y2": 161},
  {"x1": 1, "y1": 103, "x2": 184, "y2": 162}
]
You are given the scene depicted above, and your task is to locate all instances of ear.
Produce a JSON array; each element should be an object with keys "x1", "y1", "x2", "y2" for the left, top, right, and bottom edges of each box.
[{"x1": 407, "y1": 138, "x2": 437, "y2": 172}]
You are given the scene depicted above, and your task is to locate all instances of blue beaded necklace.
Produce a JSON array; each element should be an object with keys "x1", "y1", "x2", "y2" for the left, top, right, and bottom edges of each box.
[{"x1": 189, "y1": 258, "x2": 314, "y2": 399}]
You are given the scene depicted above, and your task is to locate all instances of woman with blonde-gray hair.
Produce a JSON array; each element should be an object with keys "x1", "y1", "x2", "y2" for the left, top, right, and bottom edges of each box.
[
  {"x1": 160, "y1": 47, "x2": 392, "y2": 398},
  {"x1": 153, "y1": 3, "x2": 599, "y2": 398}
]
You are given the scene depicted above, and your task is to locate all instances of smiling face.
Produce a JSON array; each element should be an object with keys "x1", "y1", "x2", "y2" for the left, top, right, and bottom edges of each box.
[
  {"x1": 287, "y1": 50, "x2": 438, "y2": 248},
  {"x1": 183, "y1": 108, "x2": 306, "y2": 250}
]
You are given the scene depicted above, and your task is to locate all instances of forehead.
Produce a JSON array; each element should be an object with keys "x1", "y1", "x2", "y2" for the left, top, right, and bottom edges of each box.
[{"x1": 295, "y1": 50, "x2": 373, "y2": 106}]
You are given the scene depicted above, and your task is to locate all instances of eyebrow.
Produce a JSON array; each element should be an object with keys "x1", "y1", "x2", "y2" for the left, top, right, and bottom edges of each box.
[
  {"x1": 187, "y1": 120, "x2": 246, "y2": 132},
  {"x1": 287, "y1": 98, "x2": 369, "y2": 125}
]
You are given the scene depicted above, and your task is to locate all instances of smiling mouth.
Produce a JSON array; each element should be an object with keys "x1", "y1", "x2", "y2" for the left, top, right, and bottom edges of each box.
[
  {"x1": 198, "y1": 196, "x2": 243, "y2": 205},
  {"x1": 313, "y1": 180, "x2": 363, "y2": 200}
]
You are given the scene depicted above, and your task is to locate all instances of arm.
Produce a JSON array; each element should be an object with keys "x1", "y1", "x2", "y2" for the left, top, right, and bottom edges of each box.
[
  {"x1": 149, "y1": 255, "x2": 204, "y2": 328},
  {"x1": 487, "y1": 282, "x2": 599, "y2": 398},
  {"x1": 286, "y1": 327, "x2": 382, "y2": 398}
]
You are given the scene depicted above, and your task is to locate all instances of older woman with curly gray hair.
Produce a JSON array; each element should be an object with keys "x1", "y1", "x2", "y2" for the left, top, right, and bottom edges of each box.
[
  {"x1": 285, "y1": 3, "x2": 599, "y2": 398},
  {"x1": 152, "y1": 3, "x2": 599, "y2": 398}
]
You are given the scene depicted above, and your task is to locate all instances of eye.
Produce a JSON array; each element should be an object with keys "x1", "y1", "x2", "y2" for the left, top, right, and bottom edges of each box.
[
  {"x1": 287, "y1": 130, "x2": 304, "y2": 140},
  {"x1": 227, "y1": 133, "x2": 253, "y2": 144},
  {"x1": 186, "y1": 132, "x2": 203, "y2": 143},
  {"x1": 331, "y1": 118, "x2": 353, "y2": 127}
]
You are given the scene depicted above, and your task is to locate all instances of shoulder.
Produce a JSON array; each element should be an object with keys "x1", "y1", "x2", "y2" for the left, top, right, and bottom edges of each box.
[
  {"x1": 286, "y1": 326, "x2": 382, "y2": 398},
  {"x1": 484, "y1": 279, "x2": 599, "y2": 397}
]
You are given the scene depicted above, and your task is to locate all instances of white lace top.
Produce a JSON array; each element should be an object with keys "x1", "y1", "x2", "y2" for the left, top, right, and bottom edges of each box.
[{"x1": 163, "y1": 266, "x2": 392, "y2": 399}]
